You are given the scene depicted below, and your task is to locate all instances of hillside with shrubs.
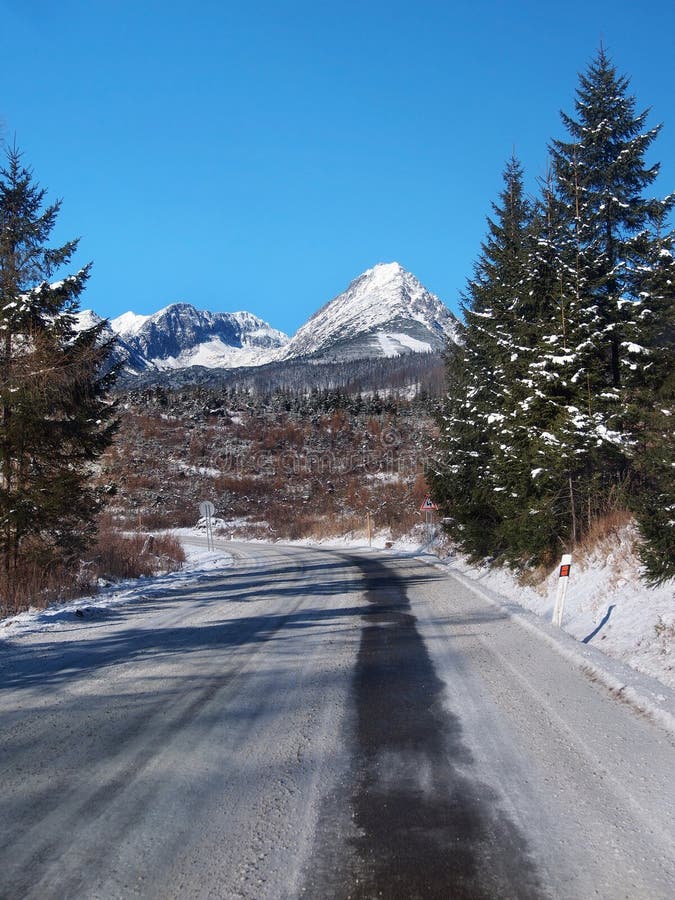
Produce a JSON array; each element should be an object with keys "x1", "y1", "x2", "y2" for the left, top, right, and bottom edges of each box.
[{"x1": 99, "y1": 385, "x2": 437, "y2": 544}]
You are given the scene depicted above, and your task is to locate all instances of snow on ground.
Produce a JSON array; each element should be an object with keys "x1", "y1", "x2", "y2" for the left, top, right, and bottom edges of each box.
[
  {"x1": 0, "y1": 535, "x2": 233, "y2": 641},
  {"x1": 174, "y1": 461, "x2": 222, "y2": 478}
]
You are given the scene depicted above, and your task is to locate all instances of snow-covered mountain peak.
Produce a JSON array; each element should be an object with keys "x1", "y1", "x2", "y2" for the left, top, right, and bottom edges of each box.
[
  {"x1": 363, "y1": 260, "x2": 406, "y2": 284},
  {"x1": 278, "y1": 262, "x2": 459, "y2": 362},
  {"x1": 73, "y1": 309, "x2": 104, "y2": 330},
  {"x1": 111, "y1": 310, "x2": 151, "y2": 336},
  {"x1": 310, "y1": 261, "x2": 448, "y2": 327}
]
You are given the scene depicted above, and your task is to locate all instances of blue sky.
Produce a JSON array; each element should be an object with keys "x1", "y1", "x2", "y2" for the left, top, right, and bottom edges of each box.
[{"x1": 1, "y1": 0, "x2": 673, "y2": 334}]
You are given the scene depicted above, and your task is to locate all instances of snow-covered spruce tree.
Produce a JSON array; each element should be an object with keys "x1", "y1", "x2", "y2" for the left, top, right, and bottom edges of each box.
[
  {"x1": 0, "y1": 145, "x2": 118, "y2": 605},
  {"x1": 430, "y1": 157, "x2": 532, "y2": 559},
  {"x1": 433, "y1": 51, "x2": 673, "y2": 571},
  {"x1": 548, "y1": 47, "x2": 673, "y2": 541},
  {"x1": 484, "y1": 173, "x2": 579, "y2": 564}
]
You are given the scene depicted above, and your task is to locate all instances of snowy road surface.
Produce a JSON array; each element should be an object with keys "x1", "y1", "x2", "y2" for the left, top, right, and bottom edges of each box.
[{"x1": 1, "y1": 542, "x2": 673, "y2": 899}]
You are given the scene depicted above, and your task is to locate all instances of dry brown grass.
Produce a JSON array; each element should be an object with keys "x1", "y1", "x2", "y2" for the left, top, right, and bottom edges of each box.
[
  {"x1": 0, "y1": 523, "x2": 187, "y2": 620},
  {"x1": 517, "y1": 507, "x2": 635, "y2": 588},
  {"x1": 575, "y1": 508, "x2": 633, "y2": 554},
  {"x1": 0, "y1": 553, "x2": 94, "y2": 618},
  {"x1": 91, "y1": 521, "x2": 186, "y2": 580},
  {"x1": 97, "y1": 390, "x2": 439, "y2": 546}
]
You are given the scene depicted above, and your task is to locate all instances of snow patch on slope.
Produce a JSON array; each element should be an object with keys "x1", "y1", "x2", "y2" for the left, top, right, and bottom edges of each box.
[
  {"x1": 376, "y1": 332, "x2": 433, "y2": 357},
  {"x1": 152, "y1": 338, "x2": 282, "y2": 370}
]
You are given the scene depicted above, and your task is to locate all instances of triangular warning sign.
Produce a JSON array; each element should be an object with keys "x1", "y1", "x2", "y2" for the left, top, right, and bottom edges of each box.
[{"x1": 420, "y1": 496, "x2": 439, "y2": 511}]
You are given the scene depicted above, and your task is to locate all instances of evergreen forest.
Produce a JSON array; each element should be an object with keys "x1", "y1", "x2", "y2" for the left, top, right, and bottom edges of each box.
[{"x1": 429, "y1": 48, "x2": 674, "y2": 581}]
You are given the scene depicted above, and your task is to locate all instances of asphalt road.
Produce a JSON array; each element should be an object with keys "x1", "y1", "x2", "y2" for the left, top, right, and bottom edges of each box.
[{"x1": 1, "y1": 542, "x2": 673, "y2": 899}]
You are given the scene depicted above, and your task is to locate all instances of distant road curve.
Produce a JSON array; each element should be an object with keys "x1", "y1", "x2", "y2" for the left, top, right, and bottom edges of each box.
[{"x1": 1, "y1": 541, "x2": 673, "y2": 898}]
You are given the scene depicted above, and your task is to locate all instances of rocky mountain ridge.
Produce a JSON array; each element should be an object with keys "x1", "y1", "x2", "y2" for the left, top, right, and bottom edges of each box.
[
  {"x1": 81, "y1": 262, "x2": 459, "y2": 375},
  {"x1": 111, "y1": 304, "x2": 288, "y2": 371}
]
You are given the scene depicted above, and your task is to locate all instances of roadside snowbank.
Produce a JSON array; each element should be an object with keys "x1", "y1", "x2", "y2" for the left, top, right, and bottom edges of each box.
[
  {"x1": 441, "y1": 525, "x2": 674, "y2": 692},
  {"x1": 0, "y1": 537, "x2": 233, "y2": 640}
]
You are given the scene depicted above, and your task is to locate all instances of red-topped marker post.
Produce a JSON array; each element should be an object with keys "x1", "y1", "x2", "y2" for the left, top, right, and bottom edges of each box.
[{"x1": 552, "y1": 553, "x2": 572, "y2": 627}]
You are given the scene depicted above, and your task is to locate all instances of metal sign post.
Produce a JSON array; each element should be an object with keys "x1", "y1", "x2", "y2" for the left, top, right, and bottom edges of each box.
[
  {"x1": 552, "y1": 553, "x2": 572, "y2": 627},
  {"x1": 199, "y1": 500, "x2": 216, "y2": 552},
  {"x1": 419, "y1": 495, "x2": 439, "y2": 542}
]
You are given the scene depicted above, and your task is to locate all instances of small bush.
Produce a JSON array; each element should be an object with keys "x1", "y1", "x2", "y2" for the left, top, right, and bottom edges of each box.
[{"x1": 90, "y1": 525, "x2": 186, "y2": 581}]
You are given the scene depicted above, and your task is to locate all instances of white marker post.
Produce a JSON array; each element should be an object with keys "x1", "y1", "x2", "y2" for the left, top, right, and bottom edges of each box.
[
  {"x1": 199, "y1": 500, "x2": 216, "y2": 552},
  {"x1": 552, "y1": 553, "x2": 572, "y2": 627}
]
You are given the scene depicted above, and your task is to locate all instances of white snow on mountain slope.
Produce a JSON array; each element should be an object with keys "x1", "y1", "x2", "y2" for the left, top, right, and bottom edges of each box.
[
  {"x1": 151, "y1": 337, "x2": 281, "y2": 370},
  {"x1": 278, "y1": 262, "x2": 460, "y2": 362},
  {"x1": 376, "y1": 332, "x2": 433, "y2": 356},
  {"x1": 111, "y1": 310, "x2": 151, "y2": 335}
]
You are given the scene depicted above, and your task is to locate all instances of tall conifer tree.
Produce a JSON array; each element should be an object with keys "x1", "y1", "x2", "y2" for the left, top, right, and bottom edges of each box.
[
  {"x1": 548, "y1": 46, "x2": 673, "y2": 548},
  {"x1": 488, "y1": 175, "x2": 578, "y2": 562},
  {"x1": 551, "y1": 54, "x2": 668, "y2": 417},
  {"x1": 431, "y1": 157, "x2": 531, "y2": 558},
  {"x1": 0, "y1": 145, "x2": 117, "y2": 598},
  {"x1": 625, "y1": 211, "x2": 675, "y2": 580}
]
